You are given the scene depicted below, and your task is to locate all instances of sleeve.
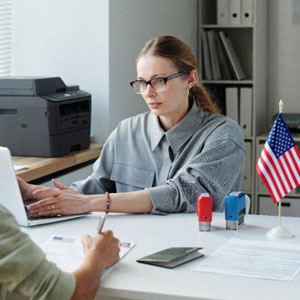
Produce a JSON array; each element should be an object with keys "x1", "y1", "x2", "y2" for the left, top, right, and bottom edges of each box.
[
  {"x1": 0, "y1": 205, "x2": 76, "y2": 300},
  {"x1": 70, "y1": 129, "x2": 118, "y2": 195},
  {"x1": 147, "y1": 138, "x2": 245, "y2": 214}
]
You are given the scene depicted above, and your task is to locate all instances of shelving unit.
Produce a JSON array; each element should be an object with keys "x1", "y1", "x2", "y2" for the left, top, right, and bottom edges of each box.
[
  {"x1": 256, "y1": 134, "x2": 300, "y2": 217},
  {"x1": 198, "y1": 0, "x2": 268, "y2": 213}
]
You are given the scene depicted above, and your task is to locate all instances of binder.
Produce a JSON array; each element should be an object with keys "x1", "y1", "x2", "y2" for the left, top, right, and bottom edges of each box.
[
  {"x1": 217, "y1": 0, "x2": 229, "y2": 25},
  {"x1": 207, "y1": 30, "x2": 222, "y2": 80},
  {"x1": 215, "y1": 33, "x2": 234, "y2": 80},
  {"x1": 239, "y1": 87, "x2": 252, "y2": 136},
  {"x1": 225, "y1": 87, "x2": 239, "y2": 123},
  {"x1": 218, "y1": 31, "x2": 246, "y2": 80},
  {"x1": 201, "y1": 29, "x2": 212, "y2": 80},
  {"x1": 241, "y1": 141, "x2": 252, "y2": 192},
  {"x1": 241, "y1": 0, "x2": 253, "y2": 25},
  {"x1": 229, "y1": 0, "x2": 241, "y2": 25}
]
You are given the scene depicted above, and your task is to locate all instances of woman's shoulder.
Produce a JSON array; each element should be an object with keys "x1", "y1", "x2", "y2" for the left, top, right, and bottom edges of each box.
[
  {"x1": 201, "y1": 113, "x2": 244, "y2": 142},
  {"x1": 117, "y1": 111, "x2": 152, "y2": 130}
]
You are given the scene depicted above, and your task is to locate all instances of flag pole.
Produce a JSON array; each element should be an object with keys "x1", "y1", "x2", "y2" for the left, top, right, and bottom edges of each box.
[{"x1": 278, "y1": 99, "x2": 283, "y2": 227}]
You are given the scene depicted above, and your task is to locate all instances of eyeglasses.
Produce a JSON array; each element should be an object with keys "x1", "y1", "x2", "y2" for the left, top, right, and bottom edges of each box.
[{"x1": 130, "y1": 72, "x2": 186, "y2": 95}]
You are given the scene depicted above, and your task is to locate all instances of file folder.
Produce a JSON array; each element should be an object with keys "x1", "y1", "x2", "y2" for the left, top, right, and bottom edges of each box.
[
  {"x1": 207, "y1": 30, "x2": 222, "y2": 80},
  {"x1": 219, "y1": 31, "x2": 246, "y2": 80},
  {"x1": 201, "y1": 29, "x2": 212, "y2": 80},
  {"x1": 239, "y1": 87, "x2": 252, "y2": 136},
  {"x1": 241, "y1": 141, "x2": 252, "y2": 192},
  {"x1": 225, "y1": 87, "x2": 239, "y2": 123},
  {"x1": 241, "y1": 0, "x2": 253, "y2": 25},
  {"x1": 229, "y1": 0, "x2": 241, "y2": 25},
  {"x1": 217, "y1": 0, "x2": 229, "y2": 25}
]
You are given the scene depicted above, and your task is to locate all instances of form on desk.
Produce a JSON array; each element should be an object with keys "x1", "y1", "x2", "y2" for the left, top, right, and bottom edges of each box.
[{"x1": 41, "y1": 235, "x2": 135, "y2": 279}]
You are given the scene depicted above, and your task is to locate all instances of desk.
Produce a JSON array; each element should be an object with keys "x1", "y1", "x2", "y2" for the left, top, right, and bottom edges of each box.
[
  {"x1": 23, "y1": 213, "x2": 300, "y2": 300},
  {"x1": 13, "y1": 143, "x2": 103, "y2": 182}
]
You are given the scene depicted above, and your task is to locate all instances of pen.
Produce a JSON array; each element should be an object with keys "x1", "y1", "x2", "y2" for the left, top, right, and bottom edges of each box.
[{"x1": 97, "y1": 213, "x2": 107, "y2": 234}]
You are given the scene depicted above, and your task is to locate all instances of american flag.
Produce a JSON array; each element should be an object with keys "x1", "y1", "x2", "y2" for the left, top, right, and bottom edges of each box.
[{"x1": 256, "y1": 113, "x2": 300, "y2": 203}]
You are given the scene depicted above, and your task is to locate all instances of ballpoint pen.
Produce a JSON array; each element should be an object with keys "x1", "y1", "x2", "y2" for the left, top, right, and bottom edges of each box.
[{"x1": 97, "y1": 212, "x2": 108, "y2": 234}]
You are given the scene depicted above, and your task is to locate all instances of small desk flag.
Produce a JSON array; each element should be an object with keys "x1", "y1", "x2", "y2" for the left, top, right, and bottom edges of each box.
[{"x1": 256, "y1": 113, "x2": 300, "y2": 203}]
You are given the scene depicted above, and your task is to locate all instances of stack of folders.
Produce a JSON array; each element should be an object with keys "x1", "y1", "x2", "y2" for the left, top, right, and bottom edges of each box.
[
  {"x1": 217, "y1": 0, "x2": 253, "y2": 26},
  {"x1": 201, "y1": 29, "x2": 246, "y2": 81},
  {"x1": 225, "y1": 87, "x2": 252, "y2": 137}
]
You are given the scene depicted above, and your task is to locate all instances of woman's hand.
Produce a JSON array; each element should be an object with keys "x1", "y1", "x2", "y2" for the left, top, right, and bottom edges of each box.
[
  {"x1": 17, "y1": 176, "x2": 37, "y2": 201},
  {"x1": 26, "y1": 187, "x2": 88, "y2": 216}
]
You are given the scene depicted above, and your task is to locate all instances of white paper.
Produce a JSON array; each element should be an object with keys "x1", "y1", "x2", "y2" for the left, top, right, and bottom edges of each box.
[
  {"x1": 14, "y1": 165, "x2": 28, "y2": 172},
  {"x1": 194, "y1": 238, "x2": 300, "y2": 281},
  {"x1": 41, "y1": 235, "x2": 135, "y2": 279}
]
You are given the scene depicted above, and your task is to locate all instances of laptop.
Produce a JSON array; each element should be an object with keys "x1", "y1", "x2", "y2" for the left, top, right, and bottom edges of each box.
[{"x1": 0, "y1": 146, "x2": 88, "y2": 227}]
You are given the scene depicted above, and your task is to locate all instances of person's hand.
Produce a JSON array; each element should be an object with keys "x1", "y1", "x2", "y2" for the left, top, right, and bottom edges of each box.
[
  {"x1": 17, "y1": 176, "x2": 37, "y2": 201},
  {"x1": 26, "y1": 187, "x2": 87, "y2": 216},
  {"x1": 70, "y1": 230, "x2": 120, "y2": 300},
  {"x1": 82, "y1": 230, "x2": 120, "y2": 269},
  {"x1": 51, "y1": 179, "x2": 78, "y2": 195}
]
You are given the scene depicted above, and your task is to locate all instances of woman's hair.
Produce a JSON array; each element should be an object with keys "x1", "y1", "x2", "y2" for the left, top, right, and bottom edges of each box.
[{"x1": 137, "y1": 36, "x2": 220, "y2": 115}]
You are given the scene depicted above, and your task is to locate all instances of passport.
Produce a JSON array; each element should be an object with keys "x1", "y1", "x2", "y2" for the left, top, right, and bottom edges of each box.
[{"x1": 137, "y1": 247, "x2": 203, "y2": 269}]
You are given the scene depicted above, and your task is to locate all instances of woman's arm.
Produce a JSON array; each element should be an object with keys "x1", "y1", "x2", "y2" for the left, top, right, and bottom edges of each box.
[{"x1": 27, "y1": 188, "x2": 153, "y2": 216}]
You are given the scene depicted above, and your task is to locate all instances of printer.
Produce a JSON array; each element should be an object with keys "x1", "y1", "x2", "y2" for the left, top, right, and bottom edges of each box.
[{"x1": 0, "y1": 77, "x2": 91, "y2": 157}]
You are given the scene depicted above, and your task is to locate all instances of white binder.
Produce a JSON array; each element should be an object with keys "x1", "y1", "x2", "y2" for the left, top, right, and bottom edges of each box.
[
  {"x1": 239, "y1": 87, "x2": 252, "y2": 136},
  {"x1": 241, "y1": 141, "x2": 252, "y2": 192},
  {"x1": 241, "y1": 0, "x2": 253, "y2": 25},
  {"x1": 225, "y1": 87, "x2": 239, "y2": 123},
  {"x1": 229, "y1": 0, "x2": 241, "y2": 25},
  {"x1": 217, "y1": 0, "x2": 229, "y2": 25}
]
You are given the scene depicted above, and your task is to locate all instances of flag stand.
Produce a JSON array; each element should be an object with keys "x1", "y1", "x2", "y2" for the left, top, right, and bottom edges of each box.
[{"x1": 266, "y1": 100, "x2": 293, "y2": 240}]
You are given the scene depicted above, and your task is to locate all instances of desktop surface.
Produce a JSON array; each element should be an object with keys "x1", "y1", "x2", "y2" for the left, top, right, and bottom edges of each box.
[{"x1": 23, "y1": 212, "x2": 300, "y2": 300}]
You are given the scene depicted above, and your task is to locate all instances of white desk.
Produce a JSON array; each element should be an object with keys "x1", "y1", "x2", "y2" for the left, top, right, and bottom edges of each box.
[{"x1": 23, "y1": 213, "x2": 300, "y2": 300}]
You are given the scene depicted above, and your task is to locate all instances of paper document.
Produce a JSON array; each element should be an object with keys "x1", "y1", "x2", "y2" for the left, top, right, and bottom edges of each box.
[
  {"x1": 194, "y1": 238, "x2": 300, "y2": 281},
  {"x1": 14, "y1": 165, "x2": 28, "y2": 172},
  {"x1": 41, "y1": 235, "x2": 135, "y2": 279}
]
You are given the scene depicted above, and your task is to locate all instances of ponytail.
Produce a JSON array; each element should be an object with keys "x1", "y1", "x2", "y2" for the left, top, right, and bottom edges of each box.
[{"x1": 190, "y1": 84, "x2": 221, "y2": 115}]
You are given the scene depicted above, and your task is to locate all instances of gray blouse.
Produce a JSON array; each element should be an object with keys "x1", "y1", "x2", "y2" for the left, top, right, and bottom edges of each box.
[{"x1": 71, "y1": 101, "x2": 245, "y2": 214}]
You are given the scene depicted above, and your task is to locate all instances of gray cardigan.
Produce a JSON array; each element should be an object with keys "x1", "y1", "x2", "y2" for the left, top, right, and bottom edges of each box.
[{"x1": 71, "y1": 102, "x2": 245, "y2": 214}]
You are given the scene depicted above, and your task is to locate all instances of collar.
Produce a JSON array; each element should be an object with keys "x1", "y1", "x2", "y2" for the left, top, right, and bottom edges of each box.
[{"x1": 150, "y1": 100, "x2": 204, "y2": 152}]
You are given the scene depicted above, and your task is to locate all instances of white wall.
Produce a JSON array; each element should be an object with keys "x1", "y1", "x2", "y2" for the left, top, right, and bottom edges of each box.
[
  {"x1": 13, "y1": 0, "x2": 109, "y2": 140},
  {"x1": 12, "y1": 0, "x2": 198, "y2": 142},
  {"x1": 268, "y1": 0, "x2": 300, "y2": 123}
]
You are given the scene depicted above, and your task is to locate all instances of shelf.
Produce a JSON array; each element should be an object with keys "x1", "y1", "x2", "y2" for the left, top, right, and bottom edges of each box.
[
  {"x1": 201, "y1": 24, "x2": 254, "y2": 29},
  {"x1": 202, "y1": 80, "x2": 253, "y2": 85}
]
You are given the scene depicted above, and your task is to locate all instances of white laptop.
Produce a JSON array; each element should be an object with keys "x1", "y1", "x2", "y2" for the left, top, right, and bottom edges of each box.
[{"x1": 0, "y1": 146, "x2": 88, "y2": 227}]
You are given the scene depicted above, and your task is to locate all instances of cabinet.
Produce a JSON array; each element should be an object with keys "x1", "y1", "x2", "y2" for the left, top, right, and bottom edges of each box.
[
  {"x1": 198, "y1": 0, "x2": 268, "y2": 213},
  {"x1": 256, "y1": 134, "x2": 300, "y2": 216}
]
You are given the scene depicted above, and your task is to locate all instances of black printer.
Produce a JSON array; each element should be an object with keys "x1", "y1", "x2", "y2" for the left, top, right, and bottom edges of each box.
[{"x1": 0, "y1": 77, "x2": 91, "y2": 157}]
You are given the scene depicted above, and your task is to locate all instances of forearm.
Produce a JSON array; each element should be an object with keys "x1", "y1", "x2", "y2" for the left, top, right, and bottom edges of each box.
[
  {"x1": 71, "y1": 261, "x2": 105, "y2": 300},
  {"x1": 86, "y1": 189, "x2": 153, "y2": 213}
]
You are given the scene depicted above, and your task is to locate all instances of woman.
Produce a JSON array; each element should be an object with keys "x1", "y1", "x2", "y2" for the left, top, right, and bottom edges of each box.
[{"x1": 23, "y1": 35, "x2": 245, "y2": 216}]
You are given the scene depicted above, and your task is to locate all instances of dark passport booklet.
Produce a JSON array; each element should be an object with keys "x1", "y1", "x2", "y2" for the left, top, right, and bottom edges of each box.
[{"x1": 137, "y1": 247, "x2": 203, "y2": 269}]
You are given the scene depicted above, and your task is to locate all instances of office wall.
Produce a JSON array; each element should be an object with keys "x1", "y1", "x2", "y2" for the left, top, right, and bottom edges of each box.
[
  {"x1": 108, "y1": 0, "x2": 198, "y2": 134},
  {"x1": 12, "y1": 0, "x2": 198, "y2": 143},
  {"x1": 268, "y1": 0, "x2": 300, "y2": 124},
  {"x1": 13, "y1": 0, "x2": 110, "y2": 140}
]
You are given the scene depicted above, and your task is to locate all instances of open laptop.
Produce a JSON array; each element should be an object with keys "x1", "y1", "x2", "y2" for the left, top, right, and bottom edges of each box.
[{"x1": 0, "y1": 146, "x2": 88, "y2": 227}]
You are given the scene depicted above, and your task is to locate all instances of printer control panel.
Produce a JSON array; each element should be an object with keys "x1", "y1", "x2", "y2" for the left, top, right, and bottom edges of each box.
[{"x1": 45, "y1": 90, "x2": 89, "y2": 102}]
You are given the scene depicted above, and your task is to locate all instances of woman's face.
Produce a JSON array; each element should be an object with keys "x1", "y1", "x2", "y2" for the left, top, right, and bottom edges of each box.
[{"x1": 136, "y1": 55, "x2": 196, "y2": 130}]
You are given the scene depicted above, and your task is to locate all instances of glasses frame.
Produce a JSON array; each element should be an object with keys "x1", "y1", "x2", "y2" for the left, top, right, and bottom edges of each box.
[{"x1": 130, "y1": 71, "x2": 186, "y2": 94}]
